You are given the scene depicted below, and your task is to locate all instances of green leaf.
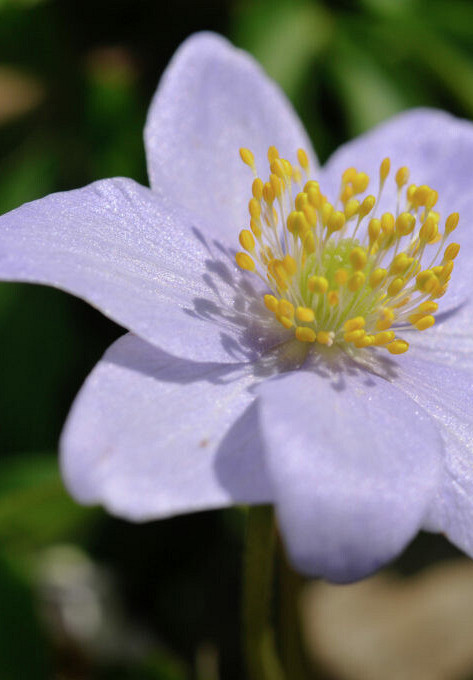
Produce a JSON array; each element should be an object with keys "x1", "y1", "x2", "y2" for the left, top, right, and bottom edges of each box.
[
  {"x1": 0, "y1": 452, "x2": 99, "y2": 554},
  {"x1": 233, "y1": 0, "x2": 332, "y2": 101},
  {"x1": 0, "y1": 554, "x2": 51, "y2": 678}
]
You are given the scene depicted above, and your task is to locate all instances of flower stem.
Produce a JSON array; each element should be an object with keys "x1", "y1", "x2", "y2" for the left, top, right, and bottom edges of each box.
[
  {"x1": 278, "y1": 544, "x2": 314, "y2": 680},
  {"x1": 242, "y1": 505, "x2": 285, "y2": 680}
]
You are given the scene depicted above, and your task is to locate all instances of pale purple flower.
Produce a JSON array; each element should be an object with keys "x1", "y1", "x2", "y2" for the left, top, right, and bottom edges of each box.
[{"x1": 1, "y1": 32, "x2": 472, "y2": 583}]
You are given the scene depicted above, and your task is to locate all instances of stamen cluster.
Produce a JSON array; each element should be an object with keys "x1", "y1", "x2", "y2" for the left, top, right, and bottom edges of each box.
[{"x1": 235, "y1": 146, "x2": 460, "y2": 355}]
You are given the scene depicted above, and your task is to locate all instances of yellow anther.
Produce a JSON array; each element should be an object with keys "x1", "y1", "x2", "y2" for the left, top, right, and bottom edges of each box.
[
  {"x1": 439, "y1": 259, "x2": 454, "y2": 282},
  {"x1": 344, "y1": 329, "x2": 365, "y2": 343},
  {"x1": 250, "y1": 218, "x2": 262, "y2": 239},
  {"x1": 267, "y1": 146, "x2": 279, "y2": 163},
  {"x1": 417, "y1": 301, "x2": 438, "y2": 314},
  {"x1": 369, "y1": 268, "x2": 387, "y2": 288},
  {"x1": 395, "y1": 166, "x2": 409, "y2": 189},
  {"x1": 297, "y1": 148, "x2": 310, "y2": 171},
  {"x1": 419, "y1": 216, "x2": 438, "y2": 242},
  {"x1": 282, "y1": 254, "x2": 297, "y2": 276},
  {"x1": 444, "y1": 243, "x2": 460, "y2": 260},
  {"x1": 308, "y1": 187, "x2": 324, "y2": 209},
  {"x1": 278, "y1": 315, "x2": 293, "y2": 329},
  {"x1": 296, "y1": 326, "x2": 316, "y2": 343},
  {"x1": 416, "y1": 269, "x2": 437, "y2": 293},
  {"x1": 304, "y1": 180, "x2": 319, "y2": 193},
  {"x1": 414, "y1": 315, "x2": 435, "y2": 331},
  {"x1": 379, "y1": 157, "x2": 390, "y2": 182},
  {"x1": 445, "y1": 212, "x2": 460, "y2": 233},
  {"x1": 389, "y1": 252, "x2": 411, "y2": 275},
  {"x1": 316, "y1": 330, "x2": 334, "y2": 346},
  {"x1": 376, "y1": 308, "x2": 395, "y2": 331},
  {"x1": 262, "y1": 182, "x2": 274, "y2": 204},
  {"x1": 321, "y1": 202, "x2": 334, "y2": 227},
  {"x1": 381, "y1": 212, "x2": 395, "y2": 236},
  {"x1": 327, "y1": 290, "x2": 339, "y2": 306},
  {"x1": 278, "y1": 299, "x2": 294, "y2": 319},
  {"x1": 327, "y1": 210, "x2": 346, "y2": 233},
  {"x1": 240, "y1": 148, "x2": 255, "y2": 168},
  {"x1": 359, "y1": 195, "x2": 376, "y2": 218},
  {"x1": 282, "y1": 159, "x2": 293, "y2": 177},
  {"x1": 286, "y1": 211, "x2": 298, "y2": 234},
  {"x1": 274, "y1": 261, "x2": 288, "y2": 283},
  {"x1": 393, "y1": 295, "x2": 411, "y2": 309},
  {"x1": 373, "y1": 331, "x2": 395, "y2": 346},
  {"x1": 295, "y1": 192, "x2": 308, "y2": 210},
  {"x1": 386, "y1": 339, "x2": 409, "y2": 354},
  {"x1": 406, "y1": 184, "x2": 417, "y2": 203},
  {"x1": 354, "y1": 334, "x2": 375, "y2": 348},
  {"x1": 308, "y1": 276, "x2": 329, "y2": 294},
  {"x1": 296, "y1": 306, "x2": 315, "y2": 323},
  {"x1": 303, "y1": 231, "x2": 315, "y2": 254},
  {"x1": 252, "y1": 178, "x2": 264, "y2": 200},
  {"x1": 270, "y1": 158, "x2": 286, "y2": 179},
  {"x1": 264, "y1": 295, "x2": 279, "y2": 313},
  {"x1": 249, "y1": 198, "x2": 261, "y2": 219},
  {"x1": 347, "y1": 271, "x2": 365, "y2": 292},
  {"x1": 344, "y1": 198, "x2": 360, "y2": 219},
  {"x1": 352, "y1": 172, "x2": 370, "y2": 194},
  {"x1": 433, "y1": 283, "x2": 448, "y2": 299},
  {"x1": 344, "y1": 316, "x2": 365, "y2": 332},
  {"x1": 341, "y1": 184, "x2": 355, "y2": 204},
  {"x1": 270, "y1": 173, "x2": 282, "y2": 198},
  {"x1": 342, "y1": 167, "x2": 357, "y2": 183},
  {"x1": 334, "y1": 268, "x2": 348, "y2": 286},
  {"x1": 235, "y1": 252, "x2": 256, "y2": 271},
  {"x1": 239, "y1": 229, "x2": 255, "y2": 251},
  {"x1": 302, "y1": 204, "x2": 317, "y2": 227},
  {"x1": 293, "y1": 168, "x2": 302, "y2": 183},
  {"x1": 412, "y1": 185, "x2": 433, "y2": 206},
  {"x1": 297, "y1": 211, "x2": 311, "y2": 237},
  {"x1": 396, "y1": 212, "x2": 415, "y2": 236},
  {"x1": 427, "y1": 189, "x2": 438, "y2": 209},
  {"x1": 387, "y1": 277, "x2": 405, "y2": 297},
  {"x1": 350, "y1": 247, "x2": 367, "y2": 271},
  {"x1": 368, "y1": 218, "x2": 381, "y2": 246}
]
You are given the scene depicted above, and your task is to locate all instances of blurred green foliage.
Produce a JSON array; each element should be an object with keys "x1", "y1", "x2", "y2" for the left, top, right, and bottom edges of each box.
[{"x1": 0, "y1": 0, "x2": 472, "y2": 677}]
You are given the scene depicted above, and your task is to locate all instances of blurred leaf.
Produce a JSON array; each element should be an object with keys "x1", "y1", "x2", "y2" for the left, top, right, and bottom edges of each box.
[
  {"x1": 0, "y1": 452, "x2": 98, "y2": 554},
  {"x1": 233, "y1": 0, "x2": 332, "y2": 100},
  {"x1": 0, "y1": 141, "x2": 57, "y2": 213},
  {"x1": 84, "y1": 46, "x2": 147, "y2": 182},
  {"x1": 327, "y1": 29, "x2": 411, "y2": 136},
  {"x1": 0, "y1": 64, "x2": 43, "y2": 125},
  {"x1": 0, "y1": 554, "x2": 50, "y2": 678}
]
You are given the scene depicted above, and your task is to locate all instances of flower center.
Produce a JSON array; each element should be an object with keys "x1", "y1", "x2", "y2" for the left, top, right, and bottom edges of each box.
[{"x1": 235, "y1": 146, "x2": 460, "y2": 355}]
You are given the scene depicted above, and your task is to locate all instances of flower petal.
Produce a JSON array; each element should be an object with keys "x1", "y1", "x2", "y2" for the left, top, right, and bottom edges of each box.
[
  {"x1": 406, "y1": 300, "x2": 473, "y2": 370},
  {"x1": 145, "y1": 32, "x2": 317, "y2": 241},
  {"x1": 61, "y1": 333, "x2": 272, "y2": 519},
  {"x1": 322, "y1": 108, "x2": 473, "y2": 307},
  {"x1": 0, "y1": 176, "x2": 286, "y2": 362},
  {"x1": 391, "y1": 355, "x2": 473, "y2": 561},
  {"x1": 257, "y1": 356, "x2": 443, "y2": 583}
]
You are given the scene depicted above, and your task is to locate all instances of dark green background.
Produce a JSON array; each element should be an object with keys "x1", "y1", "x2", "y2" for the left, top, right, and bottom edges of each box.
[{"x1": 0, "y1": 1, "x2": 471, "y2": 677}]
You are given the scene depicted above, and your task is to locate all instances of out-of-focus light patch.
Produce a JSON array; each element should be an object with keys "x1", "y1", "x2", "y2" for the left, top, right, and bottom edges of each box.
[
  {"x1": 0, "y1": 65, "x2": 43, "y2": 124},
  {"x1": 85, "y1": 46, "x2": 139, "y2": 88},
  {"x1": 302, "y1": 559, "x2": 473, "y2": 680},
  {"x1": 35, "y1": 545, "x2": 153, "y2": 663}
]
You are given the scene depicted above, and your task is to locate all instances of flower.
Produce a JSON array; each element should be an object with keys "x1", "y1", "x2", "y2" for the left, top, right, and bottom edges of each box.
[{"x1": 1, "y1": 32, "x2": 473, "y2": 583}]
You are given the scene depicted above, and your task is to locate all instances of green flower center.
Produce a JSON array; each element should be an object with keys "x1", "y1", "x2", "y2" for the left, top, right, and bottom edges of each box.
[{"x1": 235, "y1": 146, "x2": 460, "y2": 355}]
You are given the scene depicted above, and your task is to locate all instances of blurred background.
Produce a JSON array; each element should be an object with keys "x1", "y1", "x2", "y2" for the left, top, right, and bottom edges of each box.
[{"x1": 1, "y1": 0, "x2": 473, "y2": 678}]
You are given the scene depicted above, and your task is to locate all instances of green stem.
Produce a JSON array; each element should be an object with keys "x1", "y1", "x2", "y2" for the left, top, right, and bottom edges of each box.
[
  {"x1": 243, "y1": 505, "x2": 285, "y2": 680},
  {"x1": 278, "y1": 546, "x2": 313, "y2": 680}
]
